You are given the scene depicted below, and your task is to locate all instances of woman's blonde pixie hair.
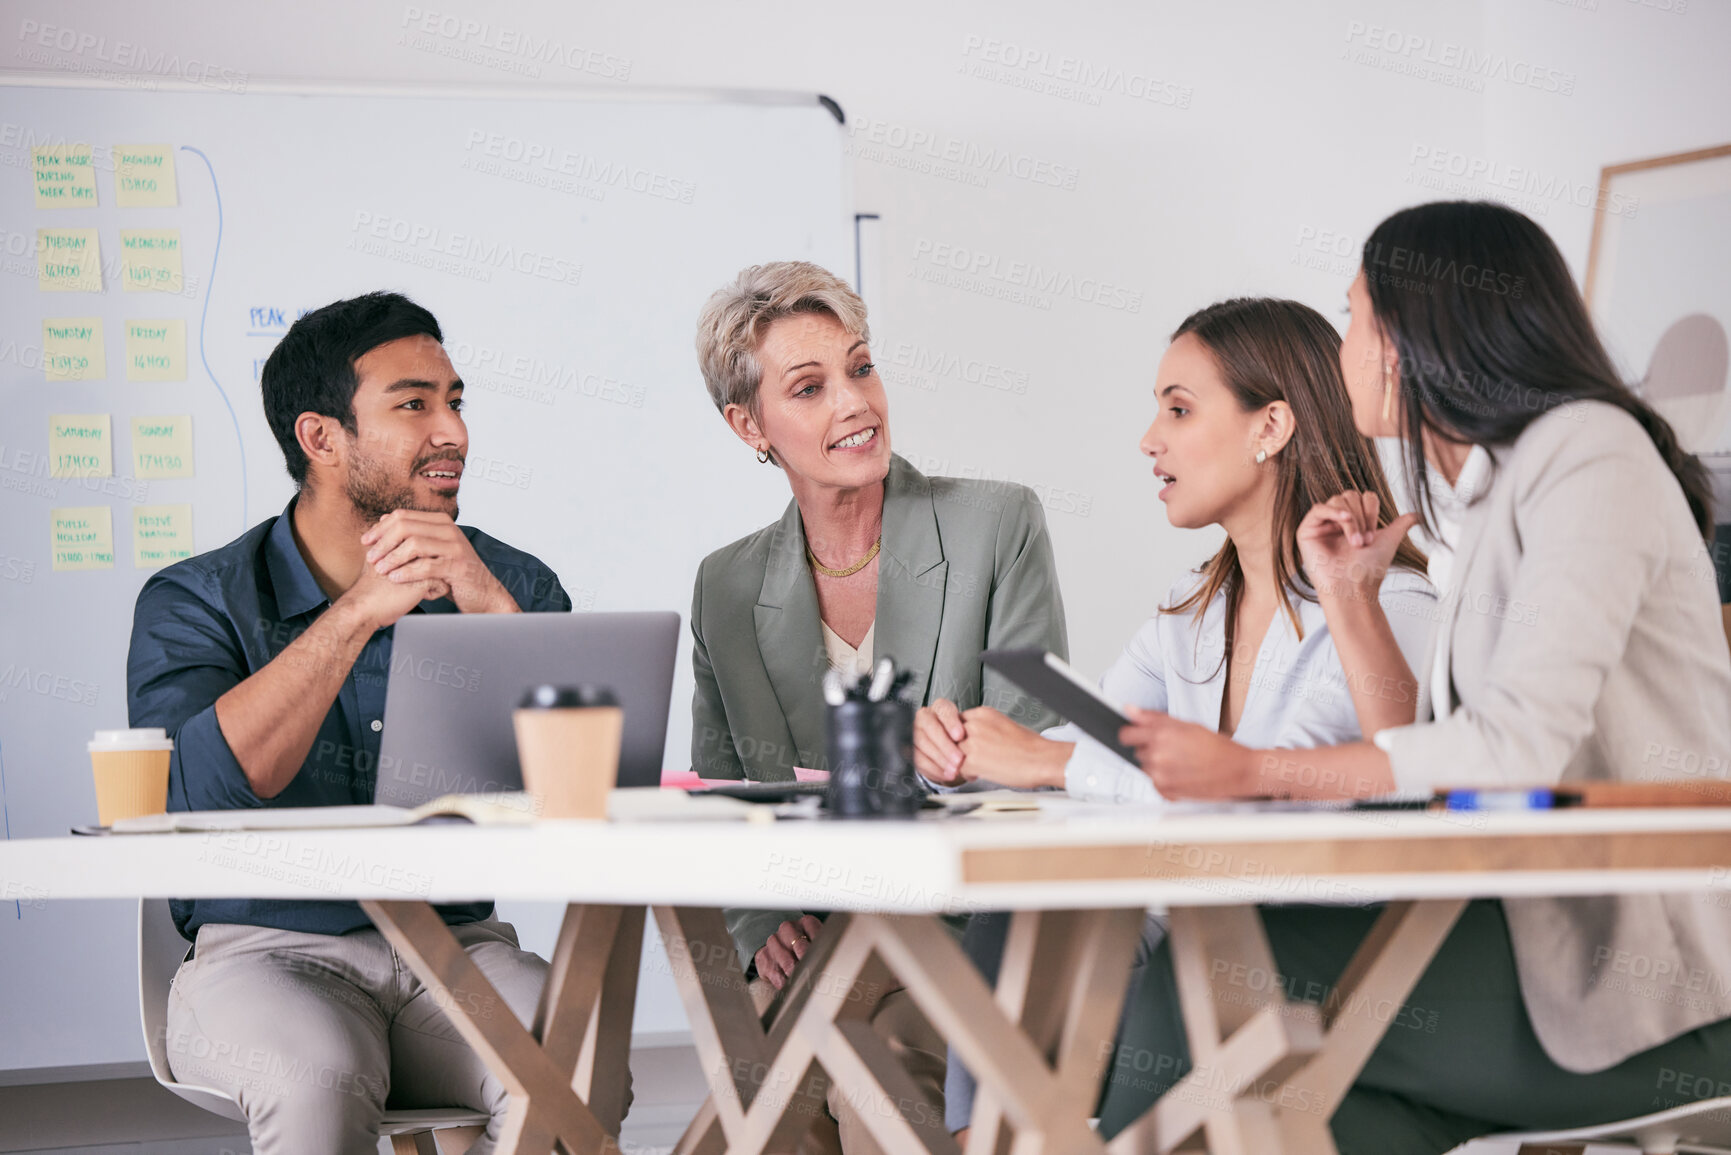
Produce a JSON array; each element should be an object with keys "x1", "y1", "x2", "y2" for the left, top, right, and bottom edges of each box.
[{"x1": 695, "y1": 261, "x2": 871, "y2": 416}]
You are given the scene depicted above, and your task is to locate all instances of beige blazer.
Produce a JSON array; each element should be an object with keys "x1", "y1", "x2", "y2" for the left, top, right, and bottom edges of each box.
[{"x1": 1378, "y1": 401, "x2": 1731, "y2": 1073}]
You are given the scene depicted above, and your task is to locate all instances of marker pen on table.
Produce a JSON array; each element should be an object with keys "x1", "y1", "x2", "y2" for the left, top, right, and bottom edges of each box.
[{"x1": 1443, "y1": 789, "x2": 1582, "y2": 811}]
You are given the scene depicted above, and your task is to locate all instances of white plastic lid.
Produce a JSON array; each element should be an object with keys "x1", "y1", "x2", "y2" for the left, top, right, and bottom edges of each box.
[{"x1": 88, "y1": 728, "x2": 173, "y2": 752}]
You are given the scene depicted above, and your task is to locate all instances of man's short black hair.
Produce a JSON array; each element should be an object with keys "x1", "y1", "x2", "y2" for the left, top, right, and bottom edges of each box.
[{"x1": 260, "y1": 291, "x2": 443, "y2": 485}]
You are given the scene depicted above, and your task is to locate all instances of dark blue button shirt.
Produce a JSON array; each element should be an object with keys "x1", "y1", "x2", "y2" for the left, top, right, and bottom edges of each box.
[{"x1": 127, "y1": 498, "x2": 571, "y2": 939}]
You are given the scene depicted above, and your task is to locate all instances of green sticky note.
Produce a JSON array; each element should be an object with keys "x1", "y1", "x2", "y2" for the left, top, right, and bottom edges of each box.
[
  {"x1": 48, "y1": 414, "x2": 113, "y2": 478},
  {"x1": 119, "y1": 229, "x2": 183, "y2": 293},
  {"x1": 37, "y1": 229, "x2": 102, "y2": 292},
  {"x1": 51, "y1": 506, "x2": 115, "y2": 571},
  {"x1": 113, "y1": 144, "x2": 177, "y2": 207},
  {"x1": 133, "y1": 503, "x2": 194, "y2": 569},
  {"x1": 33, "y1": 145, "x2": 98, "y2": 208},
  {"x1": 42, "y1": 318, "x2": 106, "y2": 381},
  {"x1": 125, "y1": 319, "x2": 187, "y2": 381},
  {"x1": 132, "y1": 416, "x2": 193, "y2": 479}
]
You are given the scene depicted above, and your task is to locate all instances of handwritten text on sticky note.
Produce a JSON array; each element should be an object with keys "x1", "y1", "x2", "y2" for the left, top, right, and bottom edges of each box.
[
  {"x1": 49, "y1": 414, "x2": 113, "y2": 478},
  {"x1": 119, "y1": 229, "x2": 183, "y2": 293},
  {"x1": 132, "y1": 416, "x2": 194, "y2": 479},
  {"x1": 133, "y1": 504, "x2": 194, "y2": 569},
  {"x1": 42, "y1": 318, "x2": 106, "y2": 381},
  {"x1": 52, "y1": 506, "x2": 115, "y2": 571},
  {"x1": 125, "y1": 319, "x2": 187, "y2": 381},
  {"x1": 33, "y1": 145, "x2": 98, "y2": 208},
  {"x1": 114, "y1": 144, "x2": 177, "y2": 207},
  {"x1": 37, "y1": 229, "x2": 102, "y2": 292}
]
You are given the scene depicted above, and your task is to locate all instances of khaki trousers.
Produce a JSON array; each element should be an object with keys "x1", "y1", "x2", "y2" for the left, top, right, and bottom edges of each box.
[
  {"x1": 166, "y1": 918, "x2": 549, "y2": 1155},
  {"x1": 750, "y1": 977, "x2": 948, "y2": 1155}
]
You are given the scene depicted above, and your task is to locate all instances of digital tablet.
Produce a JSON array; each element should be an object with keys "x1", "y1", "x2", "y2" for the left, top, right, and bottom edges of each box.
[{"x1": 980, "y1": 648, "x2": 1140, "y2": 765}]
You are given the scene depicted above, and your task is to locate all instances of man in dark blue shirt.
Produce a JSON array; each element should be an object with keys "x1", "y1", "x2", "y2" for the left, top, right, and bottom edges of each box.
[{"x1": 128, "y1": 292, "x2": 568, "y2": 1155}]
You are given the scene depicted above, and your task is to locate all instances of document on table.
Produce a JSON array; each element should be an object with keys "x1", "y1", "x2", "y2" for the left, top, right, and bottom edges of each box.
[{"x1": 101, "y1": 788, "x2": 761, "y2": 833}]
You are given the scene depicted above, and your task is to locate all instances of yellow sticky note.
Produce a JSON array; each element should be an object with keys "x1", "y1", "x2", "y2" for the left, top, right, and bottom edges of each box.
[
  {"x1": 125, "y1": 319, "x2": 187, "y2": 381},
  {"x1": 132, "y1": 416, "x2": 194, "y2": 479},
  {"x1": 48, "y1": 414, "x2": 113, "y2": 478},
  {"x1": 42, "y1": 318, "x2": 106, "y2": 381},
  {"x1": 119, "y1": 229, "x2": 183, "y2": 293},
  {"x1": 51, "y1": 506, "x2": 115, "y2": 571},
  {"x1": 113, "y1": 144, "x2": 178, "y2": 207},
  {"x1": 37, "y1": 229, "x2": 102, "y2": 292},
  {"x1": 133, "y1": 504, "x2": 194, "y2": 569},
  {"x1": 33, "y1": 145, "x2": 98, "y2": 209}
]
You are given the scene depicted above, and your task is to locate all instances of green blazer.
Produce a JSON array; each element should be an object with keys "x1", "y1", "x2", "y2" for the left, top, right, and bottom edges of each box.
[
  {"x1": 690, "y1": 453, "x2": 1069, "y2": 779},
  {"x1": 689, "y1": 454, "x2": 1070, "y2": 968}
]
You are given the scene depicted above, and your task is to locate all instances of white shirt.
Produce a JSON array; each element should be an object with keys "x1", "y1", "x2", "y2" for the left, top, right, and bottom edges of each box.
[
  {"x1": 1416, "y1": 446, "x2": 1493, "y2": 721},
  {"x1": 821, "y1": 620, "x2": 875, "y2": 680},
  {"x1": 1060, "y1": 569, "x2": 1439, "y2": 803}
]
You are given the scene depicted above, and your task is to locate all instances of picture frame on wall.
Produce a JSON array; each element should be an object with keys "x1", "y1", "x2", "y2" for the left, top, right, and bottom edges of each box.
[{"x1": 1585, "y1": 143, "x2": 1731, "y2": 600}]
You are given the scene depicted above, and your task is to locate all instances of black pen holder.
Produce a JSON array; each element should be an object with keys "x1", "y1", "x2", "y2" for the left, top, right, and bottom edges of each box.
[{"x1": 826, "y1": 688, "x2": 921, "y2": 819}]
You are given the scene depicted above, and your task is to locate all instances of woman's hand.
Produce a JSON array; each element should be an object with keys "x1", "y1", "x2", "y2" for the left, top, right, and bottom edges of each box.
[
  {"x1": 754, "y1": 915, "x2": 825, "y2": 990},
  {"x1": 1296, "y1": 492, "x2": 1420, "y2": 606},
  {"x1": 914, "y1": 699, "x2": 969, "y2": 784},
  {"x1": 1118, "y1": 708, "x2": 1260, "y2": 799},
  {"x1": 957, "y1": 706, "x2": 1072, "y2": 789}
]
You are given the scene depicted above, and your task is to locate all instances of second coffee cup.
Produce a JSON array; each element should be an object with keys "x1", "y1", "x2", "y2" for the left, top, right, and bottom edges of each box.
[{"x1": 511, "y1": 684, "x2": 622, "y2": 819}]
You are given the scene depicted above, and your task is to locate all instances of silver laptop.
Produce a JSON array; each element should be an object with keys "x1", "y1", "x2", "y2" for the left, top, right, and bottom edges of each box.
[{"x1": 374, "y1": 611, "x2": 680, "y2": 807}]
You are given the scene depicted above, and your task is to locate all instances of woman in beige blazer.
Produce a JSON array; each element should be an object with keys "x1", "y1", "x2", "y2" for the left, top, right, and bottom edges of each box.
[{"x1": 1097, "y1": 201, "x2": 1731, "y2": 1153}]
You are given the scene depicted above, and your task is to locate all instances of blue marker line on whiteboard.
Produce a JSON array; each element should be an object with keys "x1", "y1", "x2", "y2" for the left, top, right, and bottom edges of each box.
[
  {"x1": 182, "y1": 145, "x2": 248, "y2": 532},
  {"x1": 1445, "y1": 789, "x2": 1578, "y2": 811}
]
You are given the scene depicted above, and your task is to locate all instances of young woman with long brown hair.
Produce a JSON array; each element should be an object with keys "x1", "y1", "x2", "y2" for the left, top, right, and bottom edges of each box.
[
  {"x1": 913, "y1": 295, "x2": 1435, "y2": 799},
  {"x1": 923, "y1": 296, "x2": 1438, "y2": 1139}
]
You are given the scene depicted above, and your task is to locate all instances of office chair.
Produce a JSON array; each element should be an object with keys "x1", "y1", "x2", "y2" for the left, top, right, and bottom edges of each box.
[{"x1": 139, "y1": 899, "x2": 488, "y2": 1155}]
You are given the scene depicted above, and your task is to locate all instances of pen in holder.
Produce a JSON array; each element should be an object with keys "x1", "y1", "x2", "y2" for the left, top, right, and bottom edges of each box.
[{"x1": 824, "y1": 657, "x2": 921, "y2": 819}]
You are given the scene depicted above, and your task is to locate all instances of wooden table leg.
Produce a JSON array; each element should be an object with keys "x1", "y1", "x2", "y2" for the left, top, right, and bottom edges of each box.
[
  {"x1": 868, "y1": 912, "x2": 1147, "y2": 1155},
  {"x1": 656, "y1": 905, "x2": 865, "y2": 1155},
  {"x1": 964, "y1": 910, "x2": 1148, "y2": 1155},
  {"x1": 572, "y1": 907, "x2": 643, "y2": 1138},
  {"x1": 661, "y1": 907, "x2": 1145, "y2": 1155},
  {"x1": 1107, "y1": 898, "x2": 1468, "y2": 1155},
  {"x1": 362, "y1": 899, "x2": 642, "y2": 1155}
]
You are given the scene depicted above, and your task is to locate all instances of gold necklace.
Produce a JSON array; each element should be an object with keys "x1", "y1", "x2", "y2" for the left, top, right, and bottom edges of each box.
[{"x1": 807, "y1": 537, "x2": 881, "y2": 579}]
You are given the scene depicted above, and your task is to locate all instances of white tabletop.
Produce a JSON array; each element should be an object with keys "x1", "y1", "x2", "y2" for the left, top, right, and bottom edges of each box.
[{"x1": 6, "y1": 799, "x2": 1731, "y2": 911}]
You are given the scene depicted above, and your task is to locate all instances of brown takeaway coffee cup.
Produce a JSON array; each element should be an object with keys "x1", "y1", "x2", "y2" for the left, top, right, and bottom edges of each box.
[
  {"x1": 512, "y1": 685, "x2": 622, "y2": 819},
  {"x1": 89, "y1": 728, "x2": 173, "y2": 826}
]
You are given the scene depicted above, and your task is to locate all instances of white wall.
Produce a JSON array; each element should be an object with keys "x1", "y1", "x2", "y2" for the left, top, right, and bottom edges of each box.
[
  {"x1": 3, "y1": 0, "x2": 1729, "y2": 1067},
  {"x1": 15, "y1": 0, "x2": 1728, "y2": 708}
]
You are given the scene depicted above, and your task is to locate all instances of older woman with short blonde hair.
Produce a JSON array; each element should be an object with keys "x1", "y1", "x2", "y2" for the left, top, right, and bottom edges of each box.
[{"x1": 689, "y1": 260, "x2": 1068, "y2": 1155}]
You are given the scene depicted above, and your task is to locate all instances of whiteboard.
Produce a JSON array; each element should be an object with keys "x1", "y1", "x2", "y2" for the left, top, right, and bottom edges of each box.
[{"x1": 0, "y1": 79, "x2": 851, "y2": 1070}]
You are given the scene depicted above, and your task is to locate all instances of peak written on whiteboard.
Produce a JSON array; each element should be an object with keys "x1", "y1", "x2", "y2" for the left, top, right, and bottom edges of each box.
[{"x1": 246, "y1": 306, "x2": 315, "y2": 332}]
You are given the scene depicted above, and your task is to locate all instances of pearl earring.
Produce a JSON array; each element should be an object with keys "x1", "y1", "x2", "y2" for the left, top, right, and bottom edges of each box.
[{"x1": 1255, "y1": 449, "x2": 1268, "y2": 465}]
